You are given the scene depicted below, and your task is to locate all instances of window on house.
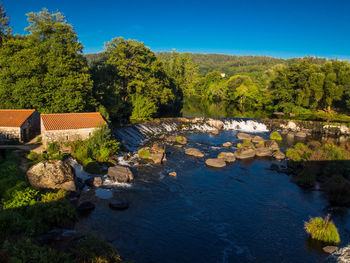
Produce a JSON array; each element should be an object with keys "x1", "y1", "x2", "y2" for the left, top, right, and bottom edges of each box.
[
  {"x1": 66, "y1": 136, "x2": 69, "y2": 140},
  {"x1": 89, "y1": 132, "x2": 91, "y2": 137}
]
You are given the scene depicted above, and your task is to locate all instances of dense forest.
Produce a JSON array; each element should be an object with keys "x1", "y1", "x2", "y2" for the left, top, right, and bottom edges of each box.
[{"x1": 1, "y1": 7, "x2": 350, "y2": 122}]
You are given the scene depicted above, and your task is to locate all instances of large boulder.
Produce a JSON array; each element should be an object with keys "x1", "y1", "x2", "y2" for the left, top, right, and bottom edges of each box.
[
  {"x1": 205, "y1": 158, "x2": 226, "y2": 168},
  {"x1": 255, "y1": 147, "x2": 273, "y2": 157},
  {"x1": 207, "y1": 119, "x2": 224, "y2": 130},
  {"x1": 295, "y1": 131, "x2": 307, "y2": 138},
  {"x1": 217, "y1": 152, "x2": 236, "y2": 163},
  {"x1": 27, "y1": 160, "x2": 76, "y2": 191},
  {"x1": 264, "y1": 140, "x2": 280, "y2": 151},
  {"x1": 185, "y1": 148, "x2": 204, "y2": 158},
  {"x1": 138, "y1": 143, "x2": 166, "y2": 164},
  {"x1": 107, "y1": 165, "x2": 134, "y2": 183},
  {"x1": 252, "y1": 135, "x2": 264, "y2": 144},
  {"x1": 237, "y1": 132, "x2": 253, "y2": 141},
  {"x1": 234, "y1": 148, "x2": 256, "y2": 159}
]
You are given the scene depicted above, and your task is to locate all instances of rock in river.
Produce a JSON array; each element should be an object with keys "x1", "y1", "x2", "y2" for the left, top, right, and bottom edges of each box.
[
  {"x1": 107, "y1": 165, "x2": 134, "y2": 183},
  {"x1": 77, "y1": 201, "x2": 95, "y2": 213},
  {"x1": 234, "y1": 148, "x2": 256, "y2": 159},
  {"x1": 205, "y1": 158, "x2": 226, "y2": 168},
  {"x1": 217, "y1": 152, "x2": 236, "y2": 163},
  {"x1": 237, "y1": 132, "x2": 253, "y2": 141},
  {"x1": 207, "y1": 118, "x2": 224, "y2": 130},
  {"x1": 223, "y1": 142, "x2": 233, "y2": 147},
  {"x1": 273, "y1": 151, "x2": 286, "y2": 160},
  {"x1": 185, "y1": 148, "x2": 204, "y2": 158},
  {"x1": 255, "y1": 147, "x2": 273, "y2": 157},
  {"x1": 27, "y1": 160, "x2": 76, "y2": 191},
  {"x1": 109, "y1": 198, "x2": 129, "y2": 210},
  {"x1": 252, "y1": 135, "x2": 264, "y2": 144}
]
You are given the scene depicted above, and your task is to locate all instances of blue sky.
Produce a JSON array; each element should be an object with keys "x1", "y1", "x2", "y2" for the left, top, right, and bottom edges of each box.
[{"x1": 3, "y1": 0, "x2": 350, "y2": 59}]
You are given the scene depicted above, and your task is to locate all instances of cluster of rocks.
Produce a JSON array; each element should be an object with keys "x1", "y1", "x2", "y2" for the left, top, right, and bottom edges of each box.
[
  {"x1": 326, "y1": 245, "x2": 350, "y2": 263},
  {"x1": 181, "y1": 131, "x2": 286, "y2": 169},
  {"x1": 26, "y1": 159, "x2": 133, "y2": 215}
]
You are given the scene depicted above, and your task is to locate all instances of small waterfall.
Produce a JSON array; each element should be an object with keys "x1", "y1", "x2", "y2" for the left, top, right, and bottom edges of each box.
[
  {"x1": 223, "y1": 119, "x2": 268, "y2": 132},
  {"x1": 114, "y1": 118, "x2": 269, "y2": 150}
]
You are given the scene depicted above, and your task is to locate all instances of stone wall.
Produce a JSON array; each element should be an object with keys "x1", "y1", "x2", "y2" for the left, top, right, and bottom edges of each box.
[
  {"x1": 42, "y1": 127, "x2": 96, "y2": 147},
  {"x1": 0, "y1": 127, "x2": 21, "y2": 144},
  {"x1": 21, "y1": 111, "x2": 40, "y2": 142}
]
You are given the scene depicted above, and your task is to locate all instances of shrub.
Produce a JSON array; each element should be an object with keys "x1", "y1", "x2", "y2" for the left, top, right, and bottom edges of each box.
[
  {"x1": 270, "y1": 131, "x2": 282, "y2": 141},
  {"x1": 237, "y1": 143, "x2": 242, "y2": 148},
  {"x1": 73, "y1": 235, "x2": 121, "y2": 263},
  {"x1": 2, "y1": 187, "x2": 40, "y2": 210},
  {"x1": 304, "y1": 215, "x2": 340, "y2": 244},
  {"x1": 296, "y1": 171, "x2": 316, "y2": 187},
  {"x1": 36, "y1": 136, "x2": 42, "y2": 143},
  {"x1": 27, "y1": 151, "x2": 41, "y2": 161},
  {"x1": 286, "y1": 148, "x2": 302, "y2": 162},
  {"x1": 1, "y1": 238, "x2": 73, "y2": 263},
  {"x1": 138, "y1": 148, "x2": 150, "y2": 159},
  {"x1": 47, "y1": 142, "x2": 59, "y2": 155},
  {"x1": 322, "y1": 143, "x2": 348, "y2": 160},
  {"x1": 243, "y1": 139, "x2": 254, "y2": 148}
]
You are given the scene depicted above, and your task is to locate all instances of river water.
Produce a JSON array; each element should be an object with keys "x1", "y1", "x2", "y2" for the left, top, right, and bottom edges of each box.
[{"x1": 75, "y1": 121, "x2": 350, "y2": 263}]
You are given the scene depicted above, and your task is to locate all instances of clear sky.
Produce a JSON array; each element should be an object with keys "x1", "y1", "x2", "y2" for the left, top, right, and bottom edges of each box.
[{"x1": 3, "y1": 0, "x2": 350, "y2": 59}]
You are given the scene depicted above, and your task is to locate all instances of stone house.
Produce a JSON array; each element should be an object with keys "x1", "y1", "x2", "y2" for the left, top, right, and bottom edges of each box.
[
  {"x1": 41, "y1": 112, "x2": 107, "y2": 146},
  {"x1": 0, "y1": 109, "x2": 40, "y2": 143}
]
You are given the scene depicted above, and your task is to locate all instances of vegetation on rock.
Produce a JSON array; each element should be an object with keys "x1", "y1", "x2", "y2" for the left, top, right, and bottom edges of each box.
[
  {"x1": 270, "y1": 131, "x2": 282, "y2": 141},
  {"x1": 305, "y1": 215, "x2": 340, "y2": 244}
]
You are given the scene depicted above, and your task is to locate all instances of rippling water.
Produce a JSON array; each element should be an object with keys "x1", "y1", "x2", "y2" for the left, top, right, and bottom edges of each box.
[{"x1": 75, "y1": 130, "x2": 350, "y2": 263}]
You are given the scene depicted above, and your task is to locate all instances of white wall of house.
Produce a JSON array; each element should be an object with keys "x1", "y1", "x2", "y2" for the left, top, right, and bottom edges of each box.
[{"x1": 42, "y1": 127, "x2": 97, "y2": 146}]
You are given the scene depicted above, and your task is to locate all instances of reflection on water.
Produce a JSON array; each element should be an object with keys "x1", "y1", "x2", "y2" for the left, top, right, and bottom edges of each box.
[{"x1": 76, "y1": 130, "x2": 350, "y2": 263}]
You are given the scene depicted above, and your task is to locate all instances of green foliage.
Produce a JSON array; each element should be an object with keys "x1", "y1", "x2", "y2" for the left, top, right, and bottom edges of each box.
[
  {"x1": 36, "y1": 136, "x2": 42, "y2": 143},
  {"x1": 286, "y1": 143, "x2": 312, "y2": 162},
  {"x1": 270, "y1": 131, "x2": 282, "y2": 141},
  {"x1": 90, "y1": 37, "x2": 179, "y2": 121},
  {"x1": 0, "y1": 9, "x2": 94, "y2": 113},
  {"x1": 71, "y1": 126, "x2": 119, "y2": 170},
  {"x1": 0, "y1": 3, "x2": 12, "y2": 47},
  {"x1": 322, "y1": 143, "x2": 348, "y2": 160},
  {"x1": 130, "y1": 95, "x2": 157, "y2": 121},
  {"x1": 73, "y1": 235, "x2": 121, "y2": 263},
  {"x1": 138, "y1": 148, "x2": 150, "y2": 159},
  {"x1": 1, "y1": 238, "x2": 73, "y2": 263},
  {"x1": 47, "y1": 142, "x2": 59, "y2": 155},
  {"x1": 2, "y1": 187, "x2": 40, "y2": 210},
  {"x1": 305, "y1": 215, "x2": 340, "y2": 244},
  {"x1": 296, "y1": 171, "x2": 316, "y2": 187}
]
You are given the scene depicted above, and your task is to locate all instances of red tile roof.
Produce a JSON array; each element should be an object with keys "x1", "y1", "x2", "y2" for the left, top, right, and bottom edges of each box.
[
  {"x1": 0, "y1": 109, "x2": 36, "y2": 127},
  {"x1": 41, "y1": 112, "x2": 107, "y2": 131}
]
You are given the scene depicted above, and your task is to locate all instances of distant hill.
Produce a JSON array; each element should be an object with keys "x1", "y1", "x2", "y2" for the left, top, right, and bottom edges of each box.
[{"x1": 84, "y1": 52, "x2": 328, "y2": 78}]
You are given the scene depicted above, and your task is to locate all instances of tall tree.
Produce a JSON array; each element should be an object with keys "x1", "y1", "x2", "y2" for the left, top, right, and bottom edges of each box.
[
  {"x1": 0, "y1": 3, "x2": 11, "y2": 46},
  {"x1": 98, "y1": 37, "x2": 178, "y2": 120},
  {"x1": 0, "y1": 9, "x2": 93, "y2": 113}
]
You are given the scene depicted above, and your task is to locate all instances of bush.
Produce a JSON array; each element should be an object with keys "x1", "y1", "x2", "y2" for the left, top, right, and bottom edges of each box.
[
  {"x1": 270, "y1": 131, "x2": 282, "y2": 141},
  {"x1": 138, "y1": 148, "x2": 150, "y2": 159},
  {"x1": 71, "y1": 126, "x2": 119, "y2": 169},
  {"x1": 296, "y1": 171, "x2": 316, "y2": 187},
  {"x1": 36, "y1": 136, "x2": 42, "y2": 143},
  {"x1": 47, "y1": 142, "x2": 59, "y2": 155},
  {"x1": 1, "y1": 238, "x2": 73, "y2": 263},
  {"x1": 2, "y1": 187, "x2": 40, "y2": 210},
  {"x1": 304, "y1": 215, "x2": 340, "y2": 244},
  {"x1": 322, "y1": 143, "x2": 348, "y2": 160},
  {"x1": 73, "y1": 235, "x2": 121, "y2": 263}
]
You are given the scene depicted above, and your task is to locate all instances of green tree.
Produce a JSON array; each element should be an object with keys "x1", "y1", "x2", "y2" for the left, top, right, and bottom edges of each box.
[
  {"x1": 0, "y1": 9, "x2": 93, "y2": 113},
  {"x1": 227, "y1": 75, "x2": 259, "y2": 112},
  {"x1": 0, "y1": 3, "x2": 11, "y2": 46},
  {"x1": 96, "y1": 37, "x2": 179, "y2": 120}
]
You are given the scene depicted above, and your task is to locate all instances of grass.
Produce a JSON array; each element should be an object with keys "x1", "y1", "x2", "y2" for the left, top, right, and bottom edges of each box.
[
  {"x1": 138, "y1": 148, "x2": 150, "y2": 159},
  {"x1": 305, "y1": 214, "x2": 340, "y2": 244},
  {"x1": 270, "y1": 131, "x2": 282, "y2": 141},
  {"x1": 0, "y1": 150, "x2": 122, "y2": 262}
]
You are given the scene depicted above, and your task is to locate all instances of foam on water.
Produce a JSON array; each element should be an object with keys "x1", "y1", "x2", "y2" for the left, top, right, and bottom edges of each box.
[{"x1": 223, "y1": 119, "x2": 268, "y2": 132}]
